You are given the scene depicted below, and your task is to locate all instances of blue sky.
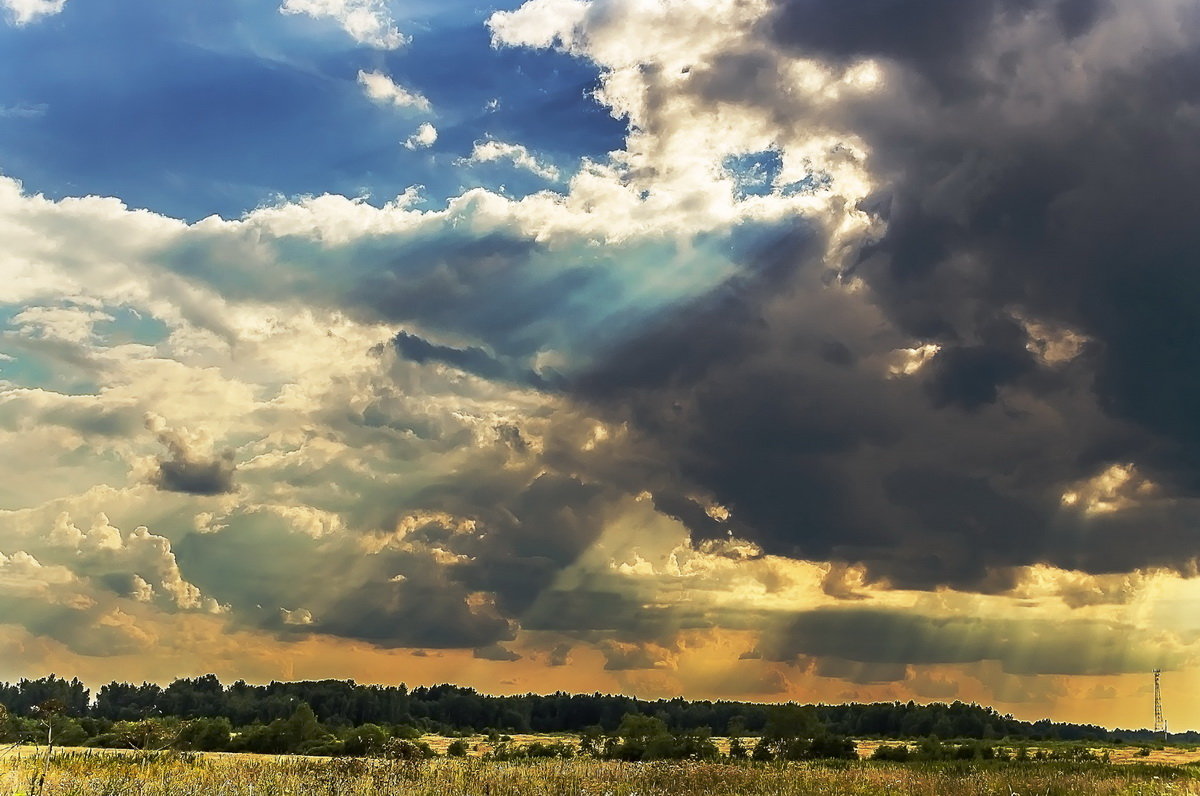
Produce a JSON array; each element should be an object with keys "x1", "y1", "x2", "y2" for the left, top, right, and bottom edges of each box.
[{"x1": 0, "y1": 0, "x2": 623, "y2": 220}]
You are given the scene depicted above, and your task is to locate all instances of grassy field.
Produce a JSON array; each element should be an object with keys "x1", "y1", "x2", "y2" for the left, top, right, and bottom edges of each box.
[
  {"x1": 3, "y1": 747, "x2": 1200, "y2": 796},
  {"x1": 421, "y1": 734, "x2": 1200, "y2": 766}
]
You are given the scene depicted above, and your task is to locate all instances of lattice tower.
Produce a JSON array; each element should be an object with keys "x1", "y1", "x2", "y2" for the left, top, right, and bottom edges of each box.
[{"x1": 1154, "y1": 669, "x2": 1165, "y2": 736}]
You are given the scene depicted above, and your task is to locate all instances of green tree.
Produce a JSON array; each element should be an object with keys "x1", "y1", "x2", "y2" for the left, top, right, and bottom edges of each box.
[
  {"x1": 285, "y1": 702, "x2": 323, "y2": 747},
  {"x1": 578, "y1": 725, "x2": 604, "y2": 756},
  {"x1": 342, "y1": 723, "x2": 388, "y2": 756},
  {"x1": 177, "y1": 717, "x2": 232, "y2": 751},
  {"x1": 753, "y1": 705, "x2": 819, "y2": 761}
]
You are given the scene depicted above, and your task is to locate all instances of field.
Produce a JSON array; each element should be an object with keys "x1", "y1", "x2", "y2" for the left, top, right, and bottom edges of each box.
[
  {"x1": 422, "y1": 735, "x2": 1200, "y2": 766},
  {"x1": 4, "y1": 745, "x2": 1200, "y2": 795}
]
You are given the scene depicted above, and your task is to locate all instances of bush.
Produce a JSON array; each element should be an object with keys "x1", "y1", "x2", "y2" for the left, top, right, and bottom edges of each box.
[
  {"x1": 872, "y1": 744, "x2": 911, "y2": 762},
  {"x1": 383, "y1": 738, "x2": 435, "y2": 760},
  {"x1": 341, "y1": 723, "x2": 388, "y2": 756},
  {"x1": 604, "y1": 715, "x2": 719, "y2": 761},
  {"x1": 298, "y1": 738, "x2": 345, "y2": 756},
  {"x1": 177, "y1": 717, "x2": 232, "y2": 751},
  {"x1": 809, "y1": 734, "x2": 857, "y2": 760},
  {"x1": 489, "y1": 741, "x2": 574, "y2": 761}
]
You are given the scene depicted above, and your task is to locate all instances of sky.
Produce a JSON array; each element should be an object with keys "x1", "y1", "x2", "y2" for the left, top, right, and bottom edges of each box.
[{"x1": 1, "y1": 0, "x2": 1199, "y2": 732}]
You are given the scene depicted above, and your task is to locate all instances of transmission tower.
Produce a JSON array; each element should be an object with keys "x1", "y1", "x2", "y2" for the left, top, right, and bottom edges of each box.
[{"x1": 1154, "y1": 669, "x2": 1165, "y2": 737}]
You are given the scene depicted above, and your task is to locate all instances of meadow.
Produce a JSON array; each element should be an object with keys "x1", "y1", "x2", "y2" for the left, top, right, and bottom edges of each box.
[{"x1": 3, "y1": 746, "x2": 1200, "y2": 796}]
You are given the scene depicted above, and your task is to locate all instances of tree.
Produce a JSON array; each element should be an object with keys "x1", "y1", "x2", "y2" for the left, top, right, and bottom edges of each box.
[
  {"x1": 578, "y1": 724, "x2": 605, "y2": 757},
  {"x1": 177, "y1": 717, "x2": 232, "y2": 751},
  {"x1": 285, "y1": 702, "x2": 323, "y2": 747},
  {"x1": 752, "y1": 705, "x2": 819, "y2": 761},
  {"x1": 341, "y1": 723, "x2": 388, "y2": 756},
  {"x1": 611, "y1": 713, "x2": 670, "y2": 760}
]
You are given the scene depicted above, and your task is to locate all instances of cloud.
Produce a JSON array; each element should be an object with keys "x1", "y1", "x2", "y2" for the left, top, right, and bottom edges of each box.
[
  {"x1": 6, "y1": 0, "x2": 1200, "y2": 718},
  {"x1": 547, "y1": 642, "x2": 572, "y2": 666},
  {"x1": 146, "y1": 414, "x2": 236, "y2": 496},
  {"x1": 0, "y1": 103, "x2": 48, "y2": 118},
  {"x1": 487, "y1": 0, "x2": 589, "y2": 51},
  {"x1": 762, "y1": 608, "x2": 1181, "y2": 676},
  {"x1": 357, "y1": 70, "x2": 431, "y2": 111},
  {"x1": 0, "y1": 509, "x2": 224, "y2": 656},
  {"x1": 1, "y1": 0, "x2": 66, "y2": 26},
  {"x1": 600, "y1": 640, "x2": 667, "y2": 671},
  {"x1": 463, "y1": 140, "x2": 560, "y2": 181},
  {"x1": 392, "y1": 331, "x2": 559, "y2": 389},
  {"x1": 480, "y1": 0, "x2": 1200, "y2": 595},
  {"x1": 474, "y1": 643, "x2": 522, "y2": 661},
  {"x1": 280, "y1": 0, "x2": 407, "y2": 49},
  {"x1": 405, "y1": 122, "x2": 437, "y2": 150}
]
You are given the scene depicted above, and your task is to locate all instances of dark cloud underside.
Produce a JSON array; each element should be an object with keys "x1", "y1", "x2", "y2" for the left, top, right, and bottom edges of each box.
[{"x1": 566, "y1": 0, "x2": 1200, "y2": 590}]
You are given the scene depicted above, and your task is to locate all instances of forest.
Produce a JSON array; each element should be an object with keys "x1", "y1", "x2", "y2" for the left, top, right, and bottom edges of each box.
[{"x1": 0, "y1": 674, "x2": 1191, "y2": 758}]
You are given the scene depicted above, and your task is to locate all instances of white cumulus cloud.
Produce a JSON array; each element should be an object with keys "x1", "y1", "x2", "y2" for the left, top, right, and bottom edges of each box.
[
  {"x1": 281, "y1": 0, "x2": 407, "y2": 49},
  {"x1": 487, "y1": 0, "x2": 588, "y2": 50},
  {"x1": 405, "y1": 122, "x2": 438, "y2": 150},
  {"x1": 357, "y1": 70, "x2": 430, "y2": 111},
  {"x1": 2, "y1": 0, "x2": 67, "y2": 26},
  {"x1": 465, "y1": 139, "x2": 560, "y2": 181}
]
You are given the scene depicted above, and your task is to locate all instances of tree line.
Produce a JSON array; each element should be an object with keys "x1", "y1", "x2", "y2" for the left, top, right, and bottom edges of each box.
[{"x1": 0, "y1": 674, "x2": 1189, "y2": 752}]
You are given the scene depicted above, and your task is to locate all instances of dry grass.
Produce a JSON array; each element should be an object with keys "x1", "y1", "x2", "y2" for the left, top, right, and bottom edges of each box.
[
  {"x1": 2, "y1": 748, "x2": 1200, "y2": 796},
  {"x1": 423, "y1": 735, "x2": 1200, "y2": 766},
  {"x1": 853, "y1": 740, "x2": 1200, "y2": 766}
]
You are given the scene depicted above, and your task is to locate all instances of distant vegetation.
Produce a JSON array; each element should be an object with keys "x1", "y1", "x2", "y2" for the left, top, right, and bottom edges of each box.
[{"x1": 0, "y1": 674, "x2": 1190, "y2": 760}]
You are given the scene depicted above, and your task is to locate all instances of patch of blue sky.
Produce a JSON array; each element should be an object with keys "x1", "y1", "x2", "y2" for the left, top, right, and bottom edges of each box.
[
  {"x1": 414, "y1": 219, "x2": 804, "y2": 370},
  {"x1": 94, "y1": 307, "x2": 170, "y2": 348},
  {"x1": 780, "y1": 171, "x2": 833, "y2": 196},
  {"x1": 0, "y1": 304, "x2": 157, "y2": 393},
  {"x1": 0, "y1": 343, "x2": 96, "y2": 394},
  {"x1": 723, "y1": 149, "x2": 832, "y2": 199},
  {"x1": 0, "y1": 0, "x2": 624, "y2": 222},
  {"x1": 723, "y1": 150, "x2": 783, "y2": 198}
]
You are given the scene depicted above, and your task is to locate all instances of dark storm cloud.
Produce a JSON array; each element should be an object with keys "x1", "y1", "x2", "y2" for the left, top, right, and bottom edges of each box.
[
  {"x1": 548, "y1": 643, "x2": 572, "y2": 666},
  {"x1": 762, "y1": 608, "x2": 1177, "y2": 676},
  {"x1": 351, "y1": 235, "x2": 550, "y2": 356},
  {"x1": 39, "y1": 404, "x2": 142, "y2": 438},
  {"x1": 764, "y1": 0, "x2": 1106, "y2": 95},
  {"x1": 153, "y1": 452, "x2": 235, "y2": 496},
  {"x1": 565, "y1": 0, "x2": 1200, "y2": 590},
  {"x1": 171, "y1": 447, "x2": 623, "y2": 651},
  {"x1": 474, "y1": 643, "x2": 522, "y2": 661},
  {"x1": 599, "y1": 641, "x2": 665, "y2": 671},
  {"x1": 176, "y1": 512, "x2": 520, "y2": 650},
  {"x1": 146, "y1": 416, "x2": 236, "y2": 496},
  {"x1": 923, "y1": 341, "x2": 1035, "y2": 411},
  {"x1": 767, "y1": 0, "x2": 1017, "y2": 88},
  {"x1": 392, "y1": 331, "x2": 560, "y2": 389},
  {"x1": 18, "y1": 603, "x2": 152, "y2": 657},
  {"x1": 522, "y1": 589, "x2": 670, "y2": 634},
  {"x1": 426, "y1": 472, "x2": 613, "y2": 617},
  {"x1": 313, "y1": 573, "x2": 516, "y2": 649},
  {"x1": 0, "y1": 585, "x2": 151, "y2": 657}
]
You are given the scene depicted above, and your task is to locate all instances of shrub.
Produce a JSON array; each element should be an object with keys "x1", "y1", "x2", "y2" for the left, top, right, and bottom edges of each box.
[
  {"x1": 383, "y1": 738, "x2": 436, "y2": 760},
  {"x1": 872, "y1": 744, "x2": 911, "y2": 762}
]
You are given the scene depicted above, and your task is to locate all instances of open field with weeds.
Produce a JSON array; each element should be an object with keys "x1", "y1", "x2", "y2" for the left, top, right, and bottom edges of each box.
[
  {"x1": 422, "y1": 735, "x2": 1200, "y2": 766},
  {"x1": 3, "y1": 748, "x2": 1200, "y2": 796}
]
